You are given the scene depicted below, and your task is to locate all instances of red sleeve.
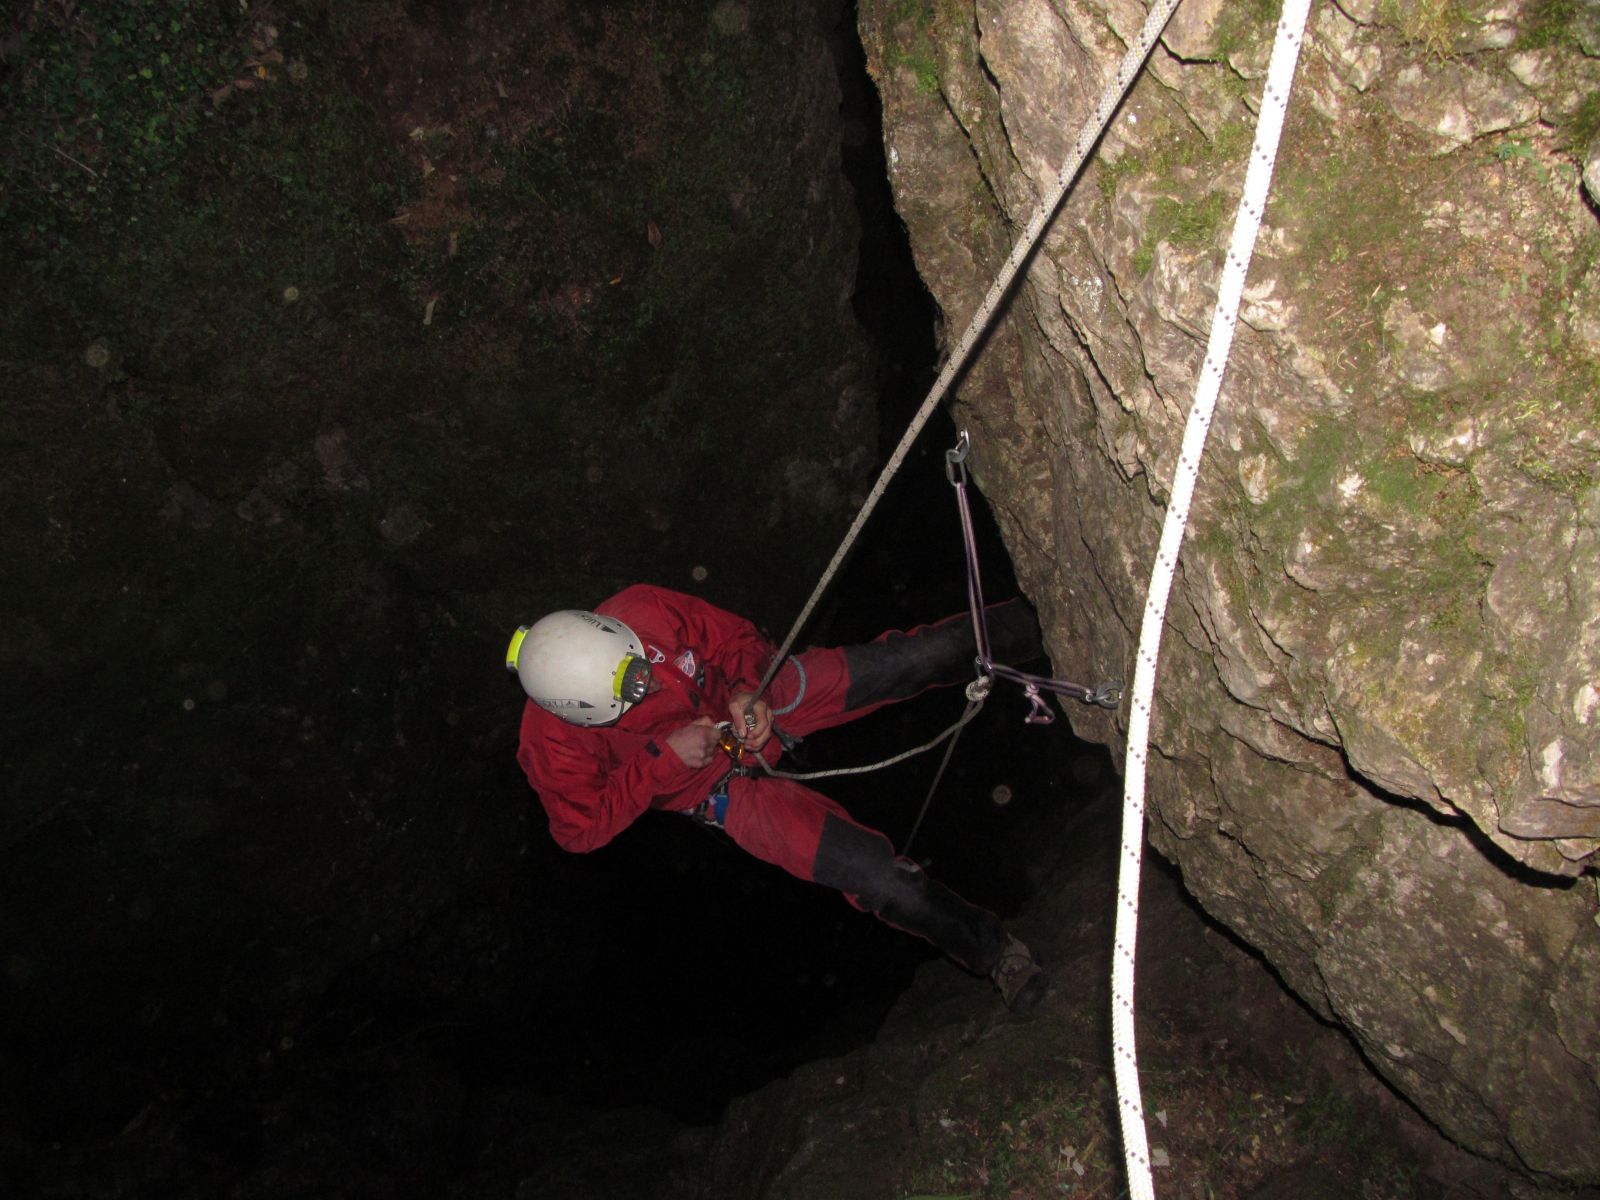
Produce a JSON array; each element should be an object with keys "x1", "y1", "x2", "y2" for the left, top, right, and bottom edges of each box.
[
  {"x1": 606, "y1": 584, "x2": 775, "y2": 694},
  {"x1": 517, "y1": 702, "x2": 718, "y2": 853}
]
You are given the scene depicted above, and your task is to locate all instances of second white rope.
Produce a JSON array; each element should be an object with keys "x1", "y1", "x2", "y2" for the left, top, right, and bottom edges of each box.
[{"x1": 1111, "y1": 4, "x2": 1314, "y2": 1198}]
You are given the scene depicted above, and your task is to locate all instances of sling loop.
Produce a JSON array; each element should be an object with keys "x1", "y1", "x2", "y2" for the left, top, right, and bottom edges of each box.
[
  {"x1": 744, "y1": 0, "x2": 1187, "y2": 719},
  {"x1": 947, "y1": 431, "x2": 1122, "y2": 720},
  {"x1": 766, "y1": 655, "x2": 807, "y2": 717}
]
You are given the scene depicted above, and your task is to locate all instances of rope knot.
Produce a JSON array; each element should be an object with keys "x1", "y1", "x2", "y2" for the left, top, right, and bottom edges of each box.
[{"x1": 965, "y1": 675, "x2": 993, "y2": 703}]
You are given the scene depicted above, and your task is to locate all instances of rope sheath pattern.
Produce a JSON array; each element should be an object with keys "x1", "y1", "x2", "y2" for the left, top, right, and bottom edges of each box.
[{"x1": 1113, "y1": 5, "x2": 1313, "y2": 1197}]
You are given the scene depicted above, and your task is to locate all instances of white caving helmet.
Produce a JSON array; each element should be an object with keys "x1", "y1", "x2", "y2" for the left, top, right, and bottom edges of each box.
[{"x1": 505, "y1": 610, "x2": 650, "y2": 726}]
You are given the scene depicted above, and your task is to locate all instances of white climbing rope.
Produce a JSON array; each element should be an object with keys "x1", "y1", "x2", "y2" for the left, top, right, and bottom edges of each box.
[
  {"x1": 1112, "y1": 5, "x2": 1312, "y2": 1199},
  {"x1": 750, "y1": 0, "x2": 1185, "y2": 707}
]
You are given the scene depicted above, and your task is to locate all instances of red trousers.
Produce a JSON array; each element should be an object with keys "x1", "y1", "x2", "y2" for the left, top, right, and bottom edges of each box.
[{"x1": 713, "y1": 641, "x2": 1008, "y2": 975}]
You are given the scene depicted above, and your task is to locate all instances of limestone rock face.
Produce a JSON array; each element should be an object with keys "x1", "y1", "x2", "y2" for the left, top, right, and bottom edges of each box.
[{"x1": 860, "y1": 0, "x2": 1600, "y2": 1181}]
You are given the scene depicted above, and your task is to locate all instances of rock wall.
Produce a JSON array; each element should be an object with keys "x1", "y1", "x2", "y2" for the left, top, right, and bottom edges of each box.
[
  {"x1": 860, "y1": 0, "x2": 1600, "y2": 1181},
  {"x1": 0, "y1": 1, "x2": 875, "y2": 1180}
]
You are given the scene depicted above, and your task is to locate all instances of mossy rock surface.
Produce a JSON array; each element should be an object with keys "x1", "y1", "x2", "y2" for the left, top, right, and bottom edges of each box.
[{"x1": 860, "y1": 0, "x2": 1600, "y2": 1182}]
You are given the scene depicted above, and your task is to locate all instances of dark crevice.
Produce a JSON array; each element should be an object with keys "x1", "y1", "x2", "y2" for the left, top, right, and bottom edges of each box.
[{"x1": 1335, "y1": 746, "x2": 1577, "y2": 890}]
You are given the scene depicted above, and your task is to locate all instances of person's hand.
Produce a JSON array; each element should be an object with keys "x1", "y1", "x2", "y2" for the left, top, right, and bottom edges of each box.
[
  {"x1": 664, "y1": 717, "x2": 721, "y2": 768},
  {"x1": 728, "y1": 692, "x2": 774, "y2": 752}
]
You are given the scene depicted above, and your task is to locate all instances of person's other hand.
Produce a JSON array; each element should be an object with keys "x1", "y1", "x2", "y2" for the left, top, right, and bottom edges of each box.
[
  {"x1": 728, "y1": 692, "x2": 773, "y2": 752},
  {"x1": 665, "y1": 717, "x2": 721, "y2": 768}
]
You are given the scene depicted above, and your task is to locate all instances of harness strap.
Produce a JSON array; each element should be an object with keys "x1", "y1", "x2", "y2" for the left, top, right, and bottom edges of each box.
[{"x1": 691, "y1": 789, "x2": 731, "y2": 828}]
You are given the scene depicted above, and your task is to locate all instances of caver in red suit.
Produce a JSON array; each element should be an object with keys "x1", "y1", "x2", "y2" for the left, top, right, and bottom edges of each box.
[{"x1": 508, "y1": 584, "x2": 1047, "y2": 1012}]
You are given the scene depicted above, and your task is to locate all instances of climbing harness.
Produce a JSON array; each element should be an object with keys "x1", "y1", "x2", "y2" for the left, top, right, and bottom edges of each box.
[
  {"x1": 946, "y1": 431, "x2": 1122, "y2": 723},
  {"x1": 691, "y1": 732, "x2": 757, "y2": 829},
  {"x1": 691, "y1": 787, "x2": 732, "y2": 829},
  {"x1": 1111, "y1": 5, "x2": 1314, "y2": 1199}
]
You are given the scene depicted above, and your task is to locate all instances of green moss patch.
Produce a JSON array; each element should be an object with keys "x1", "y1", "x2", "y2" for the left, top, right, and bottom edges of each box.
[
  {"x1": 0, "y1": 0, "x2": 247, "y2": 241},
  {"x1": 1513, "y1": 0, "x2": 1593, "y2": 51},
  {"x1": 1, "y1": 5, "x2": 413, "y2": 400},
  {"x1": 1096, "y1": 106, "x2": 1254, "y2": 277},
  {"x1": 883, "y1": 0, "x2": 948, "y2": 95},
  {"x1": 1213, "y1": 0, "x2": 1284, "y2": 64},
  {"x1": 1133, "y1": 191, "x2": 1229, "y2": 275},
  {"x1": 1376, "y1": 0, "x2": 1468, "y2": 60}
]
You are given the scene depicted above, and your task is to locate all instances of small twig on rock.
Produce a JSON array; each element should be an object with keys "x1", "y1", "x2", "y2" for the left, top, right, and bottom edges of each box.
[{"x1": 51, "y1": 145, "x2": 99, "y2": 177}]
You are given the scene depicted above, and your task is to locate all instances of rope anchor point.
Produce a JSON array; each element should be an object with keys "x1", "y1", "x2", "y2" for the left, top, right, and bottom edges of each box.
[
  {"x1": 1089, "y1": 680, "x2": 1123, "y2": 709},
  {"x1": 944, "y1": 429, "x2": 972, "y2": 483}
]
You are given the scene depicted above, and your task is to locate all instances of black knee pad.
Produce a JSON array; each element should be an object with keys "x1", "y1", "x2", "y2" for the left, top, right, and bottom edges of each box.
[
  {"x1": 812, "y1": 814, "x2": 901, "y2": 903},
  {"x1": 812, "y1": 815, "x2": 938, "y2": 924},
  {"x1": 842, "y1": 600, "x2": 1042, "y2": 711},
  {"x1": 812, "y1": 815, "x2": 1005, "y2": 973}
]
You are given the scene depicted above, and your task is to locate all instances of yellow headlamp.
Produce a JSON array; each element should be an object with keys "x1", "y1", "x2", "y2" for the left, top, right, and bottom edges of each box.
[
  {"x1": 505, "y1": 626, "x2": 530, "y2": 672},
  {"x1": 614, "y1": 655, "x2": 651, "y2": 704}
]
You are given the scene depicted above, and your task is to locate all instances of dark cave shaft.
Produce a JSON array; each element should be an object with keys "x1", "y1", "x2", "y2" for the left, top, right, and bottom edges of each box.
[
  {"x1": 2, "y1": 0, "x2": 1578, "y2": 1197},
  {"x1": 0, "y1": 0, "x2": 1040, "y2": 1189}
]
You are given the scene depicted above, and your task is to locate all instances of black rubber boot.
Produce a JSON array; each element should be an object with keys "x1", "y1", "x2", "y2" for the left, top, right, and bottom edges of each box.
[
  {"x1": 842, "y1": 599, "x2": 1043, "y2": 712},
  {"x1": 991, "y1": 935, "x2": 1047, "y2": 1014},
  {"x1": 812, "y1": 815, "x2": 1009, "y2": 976}
]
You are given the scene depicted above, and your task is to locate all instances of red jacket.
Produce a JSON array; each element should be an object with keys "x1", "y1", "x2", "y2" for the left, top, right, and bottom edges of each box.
[{"x1": 516, "y1": 584, "x2": 781, "y2": 852}]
